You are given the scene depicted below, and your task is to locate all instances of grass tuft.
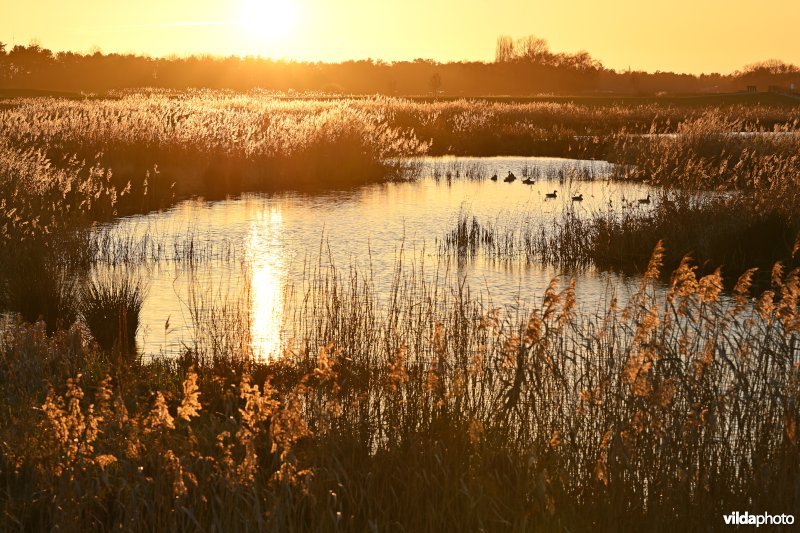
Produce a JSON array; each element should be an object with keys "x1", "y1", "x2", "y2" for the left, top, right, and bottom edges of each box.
[{"x1": 80, "y1": 270, "x2": 147, "y2": 354}]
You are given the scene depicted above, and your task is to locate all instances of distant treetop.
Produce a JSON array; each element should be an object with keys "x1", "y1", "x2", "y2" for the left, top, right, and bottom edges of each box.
[
  {"x1": 495, "y1": 35, "x2": 601, "y2": 71},
  {"x1": 742, "y1": 59, "x2": 800, "y2": 75}
]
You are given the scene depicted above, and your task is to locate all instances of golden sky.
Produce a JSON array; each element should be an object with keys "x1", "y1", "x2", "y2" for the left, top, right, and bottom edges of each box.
[{"x1": 2, "y1": 0, "x2": 799, "y2": 73}]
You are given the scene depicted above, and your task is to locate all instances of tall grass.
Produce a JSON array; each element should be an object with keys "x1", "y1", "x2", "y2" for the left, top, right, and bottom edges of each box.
[
  {"x1": 441, "y1": 207, "x2": 593, "y2": 267},
  {"x1": 0, "y1": 245, "x2": 79, "y2": 334},
  {"x1": 384, "y1": 97, "x2": 800, "y2": 156},
  {"x1": 609, "y1": 111, "x2": 800, "y2": 200},
  {"x1": 595, "y1": 111, "x2": 800, "y2": 278},
  {"x1": 3, "y1": 94, "x2": 800, "y2": 530},
  {"x1": 80, "y1": 269, "x2": 147, "y2": 355},
  {"x1": 184, "y1": 260, "x2": 254, "y2": 363},
  {"x1": 0, "y1": 139, "x2": 120, "y2": 244},
  {"x1": 86, "y1": 222, "x2": 242, "y2": 266},
  {"x1": 0, "y1": 92, "x2": 429, "y2": 202},
  {"x1": 588, "y1": 194, "x2": 800, "y2": 281},
  {"x1": 0, "y1": 140, "x2": 121, "y2": 331},
  {"x1": 1, "y1": 245, "x2": 799, "y2": 530},
  {"x1": 435, "y1": 111, "x2": 800, "y2": 278},
  {"x1": 3, "y1": 93, "x2": 799, "y2": 204},
  {"x1": 442, "y1": 193, "x2": 800, "y2": 286}
]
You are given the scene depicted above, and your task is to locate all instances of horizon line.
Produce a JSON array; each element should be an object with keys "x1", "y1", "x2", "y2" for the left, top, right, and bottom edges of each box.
[{"x1": 2, "y1": 39, "x2": 797, "y2": 78}]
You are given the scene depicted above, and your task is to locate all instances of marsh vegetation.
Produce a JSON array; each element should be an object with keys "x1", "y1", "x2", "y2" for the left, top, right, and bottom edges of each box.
[{"x1": 1, "y1": 91, "x2": 800, "y2": 530}]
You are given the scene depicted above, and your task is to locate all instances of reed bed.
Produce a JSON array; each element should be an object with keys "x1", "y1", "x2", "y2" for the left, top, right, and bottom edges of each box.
[
  {"x1": 588, "y1": 194, "x2": 800, "y2": 281},
  {"x1": 0, "y1": 139, "x2": 118, "y2": 332},
  {"x1": 0, "y1": 245, "x2": 799, "y2": 531},
  {"x1": 3, "y1": 93, "x2": 799, "y2": 205},
  {"x1": 440, "y1": 207, "x2": 593, "y2": 268},
  {"x1": 609, "y1": 112, "x2": 800, "y2": 201},
  {"x1": 0, "y1": 243, "x2": 80, "y2": 334},
  {"x1": 3, "y1": 92, "x2": 800, "y2": 530},
  {"x1": 437, "y1": 110, "x2": 800, "y2": 278},
  {"x1": 431, "y1": 159, "x2": 488, "y2": 181},
  {"x1": 442, "y1": 194, "x2": 800, "y2": 287},
  {"x1": 0, "y1": 92, "x2": 429, "y2": 203},
  {"x1": 594, "y1": 111, "x2": 800, "y2": 278},
  {"x1": 0, "y1": 138, "x2": 120, "y2": 244},
  {"x1": 384, "y1": 98, "x2": 800, "y2": 156}
]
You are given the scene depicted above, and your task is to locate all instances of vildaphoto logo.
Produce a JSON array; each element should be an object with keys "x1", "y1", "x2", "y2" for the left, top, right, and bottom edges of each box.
[{"x1": 723, "y1": 511, "x2": 795, "y2": 527}]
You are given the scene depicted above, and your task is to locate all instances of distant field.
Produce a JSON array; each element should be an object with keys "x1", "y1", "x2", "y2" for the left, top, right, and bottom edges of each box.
[
  {"x1": 0, "y1": 88, "x2": 90, "y2": 99},
  {"x1": 3, "y1": 87, "x2": 800, "y2": 107},
  {"x1": 406, "y1": 91, "x2": 800, "y2": 107}
]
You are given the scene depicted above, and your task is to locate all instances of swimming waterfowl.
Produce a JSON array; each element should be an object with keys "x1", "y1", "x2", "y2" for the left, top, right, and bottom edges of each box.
[
  {"x1": 571, "y1": 193, "x2": 583, "y2": 202},
  {"x1": 545, "y1": 190, "x2": 557, "y2": 199},
  {"x1": 638, "y1": 194, "x2": 651, "y2": 204},
  {"x1": 490, "y1": 173, "x2": 498, "y2": 181},
  {"x1": 504, "y1": 171, "x2": 516, "y2": 183},
  {"x1": 522, "y1": 177, "x2": 535, "y2": 185}
]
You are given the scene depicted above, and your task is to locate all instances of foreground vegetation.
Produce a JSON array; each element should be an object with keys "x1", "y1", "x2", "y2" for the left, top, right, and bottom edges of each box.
[{"x1": 1, "y1": 244, "x2": 799, "y2": 531}]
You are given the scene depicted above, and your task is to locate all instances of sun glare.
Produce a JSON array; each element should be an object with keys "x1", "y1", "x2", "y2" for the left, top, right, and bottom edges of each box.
[
  {"x1": 248, "y1": 207, "x2": 286, "y2": 361},
  {"x1": 237, "y1": 0, "x2": 299, "y2": 45}
]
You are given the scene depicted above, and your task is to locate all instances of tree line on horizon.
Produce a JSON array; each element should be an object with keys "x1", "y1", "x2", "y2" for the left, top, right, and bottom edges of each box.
[{"x1": 0, "y1": 37, "x2": 799, "y2": 96}]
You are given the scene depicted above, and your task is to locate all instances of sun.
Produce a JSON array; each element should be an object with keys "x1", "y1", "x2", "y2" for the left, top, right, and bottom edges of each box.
[{"x1": 237, "y1": 0, "x2": 300, "y2": 43}]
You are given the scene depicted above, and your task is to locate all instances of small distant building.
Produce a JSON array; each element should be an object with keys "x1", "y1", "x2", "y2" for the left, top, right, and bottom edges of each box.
[{"x1": 746, "y1": 85, "x2": 757, "y2": 93}]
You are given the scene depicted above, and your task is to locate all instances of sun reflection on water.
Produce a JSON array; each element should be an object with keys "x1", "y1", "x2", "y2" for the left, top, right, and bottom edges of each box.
[{"x1": 247, "y1": 206, "x2": 285, "y2": 361}]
